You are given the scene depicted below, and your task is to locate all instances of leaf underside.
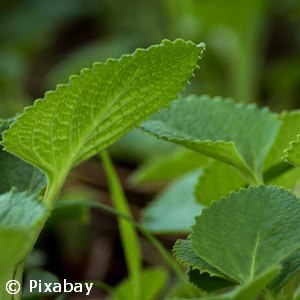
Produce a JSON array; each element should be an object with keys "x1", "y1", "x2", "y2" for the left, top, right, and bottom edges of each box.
[
  {"x1": 141, "y1": 96, "x2": 281, "y2": 183},
  {"x1": 2, "y1": 40, "x2": 204, "y2": 185}
]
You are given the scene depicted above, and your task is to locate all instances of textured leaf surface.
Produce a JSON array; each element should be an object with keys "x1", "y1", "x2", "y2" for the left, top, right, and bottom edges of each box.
[
  {"x1": 202, "y1": 266, "x2": 280, "y2": 300},
  {"x1": 141, "y1": 96, "x2": 281, "y2": 183},
  {"x1": 285, "y1": 137, "x2": 300, "y2": 167},
  {"x1": 142, "y1": 171, "x2": 203, "y2": 233},
  {"x1": 0, "y1": 119, "x2": 46, "y2": 194},
  {"x1": 0, "y1": 189, "x2": 46, "y2": 296},
  {"x1": 173, "y1": 239, "x2": 228, "y2": 278},
  {"x1": 195, "y1": 160, "x2": 245, "y2": 206},
  {"x1": 112, "y1": 268, "x2": 167, "y2": 300},
  {"x1": 191, "y1": 186, "x2": 300, "y2": 283},
  {"x1": 130, "y1": 148, "x2": 208, "y2": 185},
  {"x1": 268, "y1": 249, "x2": 300, "y2": 293},
  {"x1": 3, "y1": 40, "x2": 203, "y2": 184},
  {"x1": 266, "y1": 111, "x2": 300, "y2": 169}
]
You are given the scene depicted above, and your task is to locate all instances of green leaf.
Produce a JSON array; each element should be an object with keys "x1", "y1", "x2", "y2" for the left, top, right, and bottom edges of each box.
[
  {"x1": 202, "y1": 266, "x2": 280, "y2": 300},
  {"x1": 284, "y1": 138, "x2": 300, "y2": 168},
  {"x1": 0, "y1": 119, "x2": 46, "y2": 195},
  {"x1": 130, "y1": 148, "x2": 208, "y2": 185},
  {"x1": 112, "y1": 268, "x2": 167, "y2": 300},
  {"x1": 2, "y1": 40, "x2": 204, "y2": 191},
  {"x1": 141, "y1": 96, "x2": 281, "y2": 184},
  {"x1": 191, "y1": 185, "x2": 300, "y2": 284},
  {"x1": 265, "y1": 111, "x2": 300, "y2": 169},
  {"x1": 0, "y1": 189, "x2": 45, "y2": 228},
  {"x1": 142, "y1": 171, "x2": 203, "y2": 233},
  {"x1": 268, "y1": 249, "x2": 300, "y2": 293},
  {"x1": 0, "y1": 189, "x2": 46, "y2": 298},
  {"x1": 187, "y1": 269, "x2": 234, "y2": 293},
  {"x1": 173, "y1": 239, "x2": 228, "y2": 278},
  {"x1": 195, "y1": 160, "x2": 245, "y2": 206}
]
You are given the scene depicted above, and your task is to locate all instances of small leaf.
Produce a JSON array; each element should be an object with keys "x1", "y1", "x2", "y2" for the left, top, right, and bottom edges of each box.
[
  {"x1": 195, "y1": 160, "x2": 245, "y2": 206},
  {"x1": 142, "y1": 171, "x2": 203, "y2": 233},
  {"x1": 191, "y1": 185, "x2": 300, "y2": 283},
  {"x1": 2, "y1": 40, "x2": 204, "y2": 188},
  {"x1": 141, "y1": 96, "x2": 281, "y2": 184}
]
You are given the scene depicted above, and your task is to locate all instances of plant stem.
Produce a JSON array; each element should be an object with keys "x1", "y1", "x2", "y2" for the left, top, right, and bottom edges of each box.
[
  {"x1": 56, "y1": 198, "x2": 194, "y2": 295},
  {"x1": 100, "y1": 151, "x2": 142, "y2": 300}
]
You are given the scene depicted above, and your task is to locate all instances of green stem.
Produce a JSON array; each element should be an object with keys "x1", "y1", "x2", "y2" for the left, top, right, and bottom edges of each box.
[{"x1": 100, "y1": 151, "x2": 142, "y2": 300}]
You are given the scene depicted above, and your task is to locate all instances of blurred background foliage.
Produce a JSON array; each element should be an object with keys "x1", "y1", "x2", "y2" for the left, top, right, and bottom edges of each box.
[{"x1": 0, "y1": 0, "x2": 299, "y2": 299}]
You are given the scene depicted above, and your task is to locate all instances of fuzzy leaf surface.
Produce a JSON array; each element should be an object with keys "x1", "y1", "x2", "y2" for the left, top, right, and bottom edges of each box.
[
  {"x1": 141, "y1": 96, "x2": 281, "y2": 183},
  {"x1": 2, "y1": 40, "x2": 203, "y2": 184},
  {"x1": 142, "y1": 171, "x2": 203, "y2": 233},
  {"x1": 191, "y1": 186, "x2": 300, "y2": 283},
  {"x1": 0, "y1": 119, "x2": 46, "y2": 194},
  {"x1": 173, "y1": 239, "x2": 227, "y2": 278}
]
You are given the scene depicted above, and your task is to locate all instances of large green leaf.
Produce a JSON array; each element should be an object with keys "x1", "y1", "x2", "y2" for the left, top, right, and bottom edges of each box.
[
  {"x1": 142, "y1": 171, "x2": 203, "y2": 233},
  {"x1": 2, "y1": 40, "x2": 203, "y2": 189},
  {"x1": 0, "y1": 119, "x2": 46, "y2": 195},
  {"x1": 141, "y1": 96, "x2": 281, "y2": 184},
  {"x1": 195, "y1": 160, "x2": 245, "y2": 206},
  {"x1": 0, "y1": 189, "x2": 46, "y2": 298},
  {"x1": 191, "y1": 186, "x2": 300, "y2": 284}
]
